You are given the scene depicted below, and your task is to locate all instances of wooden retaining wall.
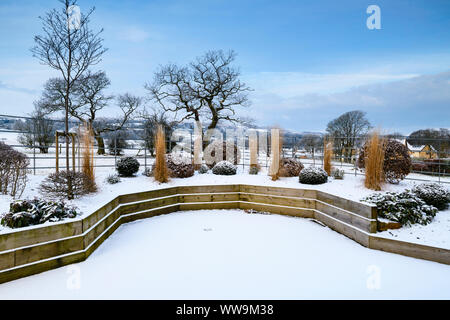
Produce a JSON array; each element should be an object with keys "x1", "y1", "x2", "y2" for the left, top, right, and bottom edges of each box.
[{"x1": 0, "y1": 184, "x2": 448, "y2": 284}]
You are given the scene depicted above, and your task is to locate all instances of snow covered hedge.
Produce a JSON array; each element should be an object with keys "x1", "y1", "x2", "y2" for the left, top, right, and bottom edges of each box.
[
  {"x1": 212, "y1": 161, "x2": 237, "y2": 175},
  {"x1": 362, "y1": 191, "x2": 437, "y2": 226},
  {"x1": 1, "y1": 199, "x2": 78, "y2": 229},
  {"x1": 299, "y1": 166, "x2": 328, "y2": 185},
  {"x1": 116, "y1": 157, "x2": 140, "y2": 177},
  {"x1": 412, "y1": 183, "x2": 450, "y2": 210}
]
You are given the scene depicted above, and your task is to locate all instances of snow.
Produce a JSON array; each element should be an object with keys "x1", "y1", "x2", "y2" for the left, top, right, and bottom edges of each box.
[
  {"x1": 1, "y1": 167, "x2": 449, "y2": 250},
  {"x1": 0, "y1": 209, "x2": 449, "y2": 299}
]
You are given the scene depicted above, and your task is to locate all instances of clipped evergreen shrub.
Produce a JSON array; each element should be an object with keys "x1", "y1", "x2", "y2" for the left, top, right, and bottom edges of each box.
[
  {"x1": 198, "y1": 164, "x2": 210, "y2": 174},
  {"x1": 299, "y1": 166, "x2": 328, "y2": 185},
  {"x1": 212, "y1": 161, "x2": 237, "y2": 175},
  {"x1": 116, "y1": 156, "x2": 140, "y2": 177}
]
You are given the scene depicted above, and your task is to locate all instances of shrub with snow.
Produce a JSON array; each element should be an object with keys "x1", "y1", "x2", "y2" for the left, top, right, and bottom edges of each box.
[
  {"x1": 142, "y1": 167, "x2": 153, "y2": 177},
  {"x1": 331, "y1": 168, "x2": 345, "y2": 180},
  {"x1": 358, "y1": 139, "x2": 411, "y2": 184},
  {"x1": 205, "y1": 141, "x2": 241, "y2": 168},
  {"x1": 116, "y1": 157, "x2": 140, "y2": 177},
  {"x1": 166, "y1": 153, "x2": 194, "y2": 178},
  {"x1": 39, "y1": 170, "x2": 92, "y2": 199},
  {"x1": 299, "y1": 166, "x2": 328, "y2": 185},
  {"x1": 212, "y1": 161, "x2": 237, "y2": 175},
  {"x1": 198, "y1": 164, "x2": 209, "y2": 174},
  {"x1": 279, "y1": 158, "x2": 304, "y2": 177},
  {"x1": 1, "y1": 199, "x2": 78, "y2": 229},
  {"x1": 0, "y1": 141, "x2": 29, "y2": 198},
  {"x1": 249, "y1": 165, "x2": 260, "y2": 175},
  {"x1": 412, "y1": 183, "x2": 450, "y2": 210},
  {"x1": 105, "y1": 174, "x2": 121, "y2": 184},
  {"x1": 362, "y1": 191, "x2": 437, "y2": 226}
]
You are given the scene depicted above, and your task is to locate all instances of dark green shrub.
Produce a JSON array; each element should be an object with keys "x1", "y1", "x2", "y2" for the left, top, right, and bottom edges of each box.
[
  {"x1": 412, "y1": 183, "x2": 450, "y2": 210},
  {"x1": 362, "y1": 191, "x2": 437, "y2": 226},
  {"x1": 299, "y1": 167, "x2": 328, "y2": 184},
  {"x1": 116, "y1": 157, "x2": 140, "y2": 177},
  {"x1": 212, "y1": 161, "x2": 237, "y2": 175},
  {"x1": 1, "y1": 199, "x2": 77, "y2": 229}
]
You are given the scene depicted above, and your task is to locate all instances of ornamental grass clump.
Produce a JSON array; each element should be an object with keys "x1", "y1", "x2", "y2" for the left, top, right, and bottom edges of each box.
[
  {"x1": 362, "y1": 131, "x2": 385, "y2": 191},
  {"x1": 323, "y1": 139, "x2": 333, "y2": 176}
]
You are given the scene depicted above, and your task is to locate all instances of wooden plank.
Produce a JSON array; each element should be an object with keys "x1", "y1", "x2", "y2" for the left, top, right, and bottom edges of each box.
[
  {"x1": 240, "y1": 185, "x2": 317, "y2": 199},
  {"x1": 178, "y1": 185, "x2": 240, "y2": 194},
  {"x1": 179, "y1": 202, "x2": 239, "y2": 211},
  {"x1": 239, "y1": 193, "x2": 315, "y2": 209},
  {"x1": 119, "y1": 196, "x2": 179, "y2": 215},
  {"x1": 119, "y1": 187, "x2": 179, "y2": 204},
  {"x1": 0, "y1": 220, "x2": 83, "y2": 252},
  {"x1": 238, "y1": 202, "x2": 314, "y2": 218},
  {"x1": 316, "y1": 190, "x2": 377, "y2": 219},
  {"x1": 179, "y1": 193, "x2": 240, "y2": 203},
  {"x1": 0, "y1": 251, "x2": 14, "y2": 270},
  {"x1": 314, "y1": 211, "x2": 370, "y2": 247},
  {"x1": 14, "y1": 236, "x2": 83, "y2": 267},
  {"x1": 315, "y1": 201, "x2": 376, "y2": 233},
  {"x1": 369, "y1": 236, "x2": 450, "y2": 265}
]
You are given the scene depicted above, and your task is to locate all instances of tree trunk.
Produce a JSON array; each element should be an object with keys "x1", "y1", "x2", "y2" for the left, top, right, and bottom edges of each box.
[{"x1": 95, "y1": 135, "x2": 106, "y2": 155}]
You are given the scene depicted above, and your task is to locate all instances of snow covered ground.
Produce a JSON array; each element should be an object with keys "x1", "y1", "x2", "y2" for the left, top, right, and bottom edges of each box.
[
  {"x1": 1, "y1": 166, "x2": 449, "y2": 249},
  {"x1": 0, "y1": 209, "x2": 449, "y2": 299}
]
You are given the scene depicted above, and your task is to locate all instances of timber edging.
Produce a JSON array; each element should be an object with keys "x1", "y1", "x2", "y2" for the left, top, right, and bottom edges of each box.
[{"x1": 0, "y1": 184, "x2": 448, "y2": 284}]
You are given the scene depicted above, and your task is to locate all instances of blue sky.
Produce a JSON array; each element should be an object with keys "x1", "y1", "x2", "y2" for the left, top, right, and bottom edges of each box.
[{"x1": 0, "y1": 0, "x2": 449, "y2": 134}]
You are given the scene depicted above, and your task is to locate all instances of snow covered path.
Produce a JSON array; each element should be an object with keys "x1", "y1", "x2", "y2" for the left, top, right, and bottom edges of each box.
[{"x1": 1, "y1": 209, "x2": 449, "y2": 299}]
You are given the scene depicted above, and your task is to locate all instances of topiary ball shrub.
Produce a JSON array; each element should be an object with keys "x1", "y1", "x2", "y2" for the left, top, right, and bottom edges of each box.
[
  {"x1": 362, "y1": 191, "x2": 437, "y2": 226},
  {"x1": 166, "y1": 153, "x2": 194, "y2": 178},
  {"x1": 358, "y1": 139, "x2": 411, "y2": 184},
  {"x1": 279, "y1": 158, "x2": 304, "y2": 177},
  {"x1": 412, "y1": 183, "x2": 450, "y2": 210},
  {"x1": 1, "y1": 199, "x2": 78, "y2": 229},
  {"x1": 105, "y1": 174, "x2": 121, "y2": 184},
  {"x1": 299, "y1": 166, "x2": 328, "y2": 185},
  {"x1": 142, "y1": 167, "x2": 153, "y2": 177},
  {"x1": 198, "y1": 164, "x2": 209, "y2": 174},
  {"x1": 212, "y1": 161, "x2": 237, "y2": 175},
  {"x1": 205, "y1": 141, "x2": 241, "y2": 168},
  {"x1": 249, "y1": 165, "x2": 260, "y2": 175},
  {"x1": 116, "y1": 157, "x2": 140, "y2": 177}
]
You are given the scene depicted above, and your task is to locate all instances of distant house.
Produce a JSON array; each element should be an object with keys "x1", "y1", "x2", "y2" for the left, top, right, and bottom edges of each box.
[{"x1": 397, "y1": 139, "x2": 438, "y2": 159}]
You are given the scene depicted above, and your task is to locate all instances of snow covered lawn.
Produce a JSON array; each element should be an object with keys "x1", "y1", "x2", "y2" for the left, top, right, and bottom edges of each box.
[
  {"x1": 0, "y1": 209, "x2": 449, "y2": 299},
  {"x1": 1, "y1": 168, "x2": 449, "y2": 249}
]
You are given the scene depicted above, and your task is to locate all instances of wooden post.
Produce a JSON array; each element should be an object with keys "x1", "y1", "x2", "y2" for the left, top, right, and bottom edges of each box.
[
  {"x1": 249, "y1": 130, "x2": 258, "y2": 167},
  {"x1": 194, "y1": 121, "x2": 202, "y2": 169},
  {"x1": 269, "y1": 128, "x2": 280, "y2": 179},
  {"x1": 55, "y1": 132, "x2": 59, "y2": 173},
  {"x1": 71, "y1": 133, "x2": 76, "y2": 171}
]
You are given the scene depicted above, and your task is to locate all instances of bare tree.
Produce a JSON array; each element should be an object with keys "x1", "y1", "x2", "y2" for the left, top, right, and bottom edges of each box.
[
  {"x1": 140, "y1": 108, "x2": 177, "y2": 156},
  {"x1": 146, "y1": 50, "x2": 252, "y2": 133},
  {"x1": 31, "y1": 0, "x2": 107, "y2": 199},
  {"x1": 326, "y1": 110, "x2": 371, "y2": 163},
  {"x1": 15, "y1": 102, "x2": 55, "y2": 153},
  {"x1": 299, "y1": 134, "x2": 323, "y2": 163}
]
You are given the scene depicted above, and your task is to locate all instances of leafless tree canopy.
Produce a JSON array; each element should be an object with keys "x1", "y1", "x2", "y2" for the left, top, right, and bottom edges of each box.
[
  {"x1": 31, "y1": 0, "x2": 107, "y2": 199},
  {"x1": 326, "y1": 110, "x2": 371, "y2": 162},
  {"x1": 146, "y1": 49, "x2": 252, "y2": 130}
]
